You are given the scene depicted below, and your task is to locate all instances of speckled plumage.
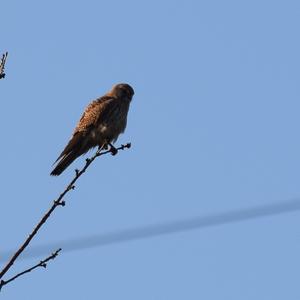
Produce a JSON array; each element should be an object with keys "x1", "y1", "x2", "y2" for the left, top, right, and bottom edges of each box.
[{"x1": 51, "y1": 83, "x2": 134, "y2": 176}]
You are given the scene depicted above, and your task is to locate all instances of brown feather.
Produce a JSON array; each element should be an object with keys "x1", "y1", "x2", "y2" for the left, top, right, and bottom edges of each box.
[
  {"x1": 50, "y1": 83, "x2": 134, "y2": 176},
  {"x1": 51, "y1": 152, "x2": 78, "y2": 176}
]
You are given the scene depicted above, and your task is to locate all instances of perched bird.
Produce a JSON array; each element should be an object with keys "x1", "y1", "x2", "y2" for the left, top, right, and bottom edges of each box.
[{"x1": 51, "y1": 83, "x2": 134, "y2": 176}]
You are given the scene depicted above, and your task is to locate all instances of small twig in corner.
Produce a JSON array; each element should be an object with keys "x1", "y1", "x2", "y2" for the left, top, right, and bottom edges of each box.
[
  {"x1": 0, "y1": 52, "x2": 8, "y2": 79},
  {"x1": 0, "y1": 248, "x2": 61, "y2": 291}
]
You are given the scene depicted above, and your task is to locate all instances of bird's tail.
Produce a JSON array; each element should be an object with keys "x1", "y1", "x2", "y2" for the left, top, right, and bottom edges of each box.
[
  {"x1": 50, "y1": 132, "x2": 88, "y2": 176},
  {"x1": 50, "y1": 151, "x2": 79, "y2": 176}
]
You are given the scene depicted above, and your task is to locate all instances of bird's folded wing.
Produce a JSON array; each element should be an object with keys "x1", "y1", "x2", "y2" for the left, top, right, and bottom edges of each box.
[{"x1": 73, "y1": 96, "x2": 117, "y2": 134}]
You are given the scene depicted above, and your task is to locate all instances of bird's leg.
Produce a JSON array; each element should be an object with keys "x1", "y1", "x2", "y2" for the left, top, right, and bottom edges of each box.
[
  {"x1": 98, "y1": 141, "x2": 118, "y2": 155},
  {"x1": 108, "y1": 143, "x2": 118, "y2": 156},
  {"x1": 97, "y1": 143, "x2": 107, "y2": 156},
  {"x1": 98, "y1": 144, "x2": 107, "y2": 151}
]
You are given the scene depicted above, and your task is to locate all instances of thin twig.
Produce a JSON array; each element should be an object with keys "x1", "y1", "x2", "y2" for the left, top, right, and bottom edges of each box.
[
  {"x1": 0, "y1": 52, "x2": 8, "y2": 79},
  {"x1": 0, "y1": 249, "x2": 61, "y2": 291},
  {"x1": 0, "y1": 143, "x2": 131, "y2": 280}
]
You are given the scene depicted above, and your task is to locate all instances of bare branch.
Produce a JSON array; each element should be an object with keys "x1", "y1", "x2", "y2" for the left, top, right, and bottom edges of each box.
[
  {"x1": 0, "y1": 52, "x2": 8, "y2": 79},
  {"x1": 0, "y1": 143, "x2": 131, "y2": 280},
  {"x1": 0, "y1": 249, "x2": 61, "y2": 291}
]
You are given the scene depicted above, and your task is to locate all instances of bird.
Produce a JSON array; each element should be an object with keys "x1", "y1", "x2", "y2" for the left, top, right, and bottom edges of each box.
[{"x1": 50, "y1": 83, "x2": 134, "y2": 176}]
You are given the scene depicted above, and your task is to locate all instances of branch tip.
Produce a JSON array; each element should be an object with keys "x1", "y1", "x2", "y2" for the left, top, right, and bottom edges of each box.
[
  {"x1": 0, "y1": 248, "x2": 61, "y2": 290},
  {"x1": 121, "y1": 143, "x2": 131, "y2": 150},
  {"x1": 0, "y1": 51, "x2": 8, "y2": 80}
]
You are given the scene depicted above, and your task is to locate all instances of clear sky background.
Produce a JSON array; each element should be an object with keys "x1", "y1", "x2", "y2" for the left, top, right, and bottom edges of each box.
[{"x1": 1, "y1": 0, "x2": 300, "y2": 299}]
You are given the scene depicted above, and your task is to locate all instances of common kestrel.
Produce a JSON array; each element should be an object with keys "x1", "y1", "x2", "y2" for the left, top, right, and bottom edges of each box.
[{"x1": 50, "y1": 83, "x2": 134, "y2": 176}]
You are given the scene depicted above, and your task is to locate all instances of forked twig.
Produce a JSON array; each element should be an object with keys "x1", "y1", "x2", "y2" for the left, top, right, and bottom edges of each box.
[
  {"x1": 0, "y1": 143, "x2": 131, "y2": 281},
  {"x1": 0, "y1": 249, "x2": 61, "y2": 290}
]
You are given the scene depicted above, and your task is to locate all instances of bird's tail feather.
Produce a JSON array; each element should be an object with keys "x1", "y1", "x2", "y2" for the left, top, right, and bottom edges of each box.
[
  {"x1": 53, "y1": 133, "x2": 83, "y2": 165},
  {"x1": 50, "y1": 151, "x2": 79, "y2": 176},
  {"x1": 51, "y1": 132, "x2": 87, "y2": 176}
]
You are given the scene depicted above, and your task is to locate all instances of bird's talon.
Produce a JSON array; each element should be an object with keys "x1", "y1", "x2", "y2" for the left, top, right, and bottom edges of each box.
[{"x1": 110, "y1": 147, "x2": 118, "y2": 156}]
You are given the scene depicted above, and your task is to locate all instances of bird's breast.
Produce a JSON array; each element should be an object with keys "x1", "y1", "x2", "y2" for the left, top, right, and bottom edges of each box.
[
  {"x1": 99, "y1": 124, "x2": 108, "y2": 134},
  {"x1": 91, "y1": 125, "x2": 108, "y2": 140},
  {"x1": 91, "y1": 101, "x2": 130, "y2": 144}
]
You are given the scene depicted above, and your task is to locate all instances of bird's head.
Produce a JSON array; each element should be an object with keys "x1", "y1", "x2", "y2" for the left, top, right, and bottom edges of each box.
[{"x1": 109, "y1": 83, "x2": 135, "y2": 100}]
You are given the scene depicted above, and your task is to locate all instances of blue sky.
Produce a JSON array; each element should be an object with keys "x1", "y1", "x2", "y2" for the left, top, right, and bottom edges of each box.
[{"x1": 1, "y1": 0, "x2": 300, "y2": 299}]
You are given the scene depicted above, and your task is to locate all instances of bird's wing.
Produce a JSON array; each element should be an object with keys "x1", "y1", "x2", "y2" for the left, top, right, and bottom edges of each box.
[
  {"x1": 53, "y1": 96, "x2": 117, "y2": 165},
  {"x1": 73, "y1": 96, "x2": 115, "y2": 134}
]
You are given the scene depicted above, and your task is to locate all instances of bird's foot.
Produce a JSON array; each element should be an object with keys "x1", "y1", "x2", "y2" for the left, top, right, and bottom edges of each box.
[{"x1": 108, "y1": 143, "x2": 118, "y2": 156}]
